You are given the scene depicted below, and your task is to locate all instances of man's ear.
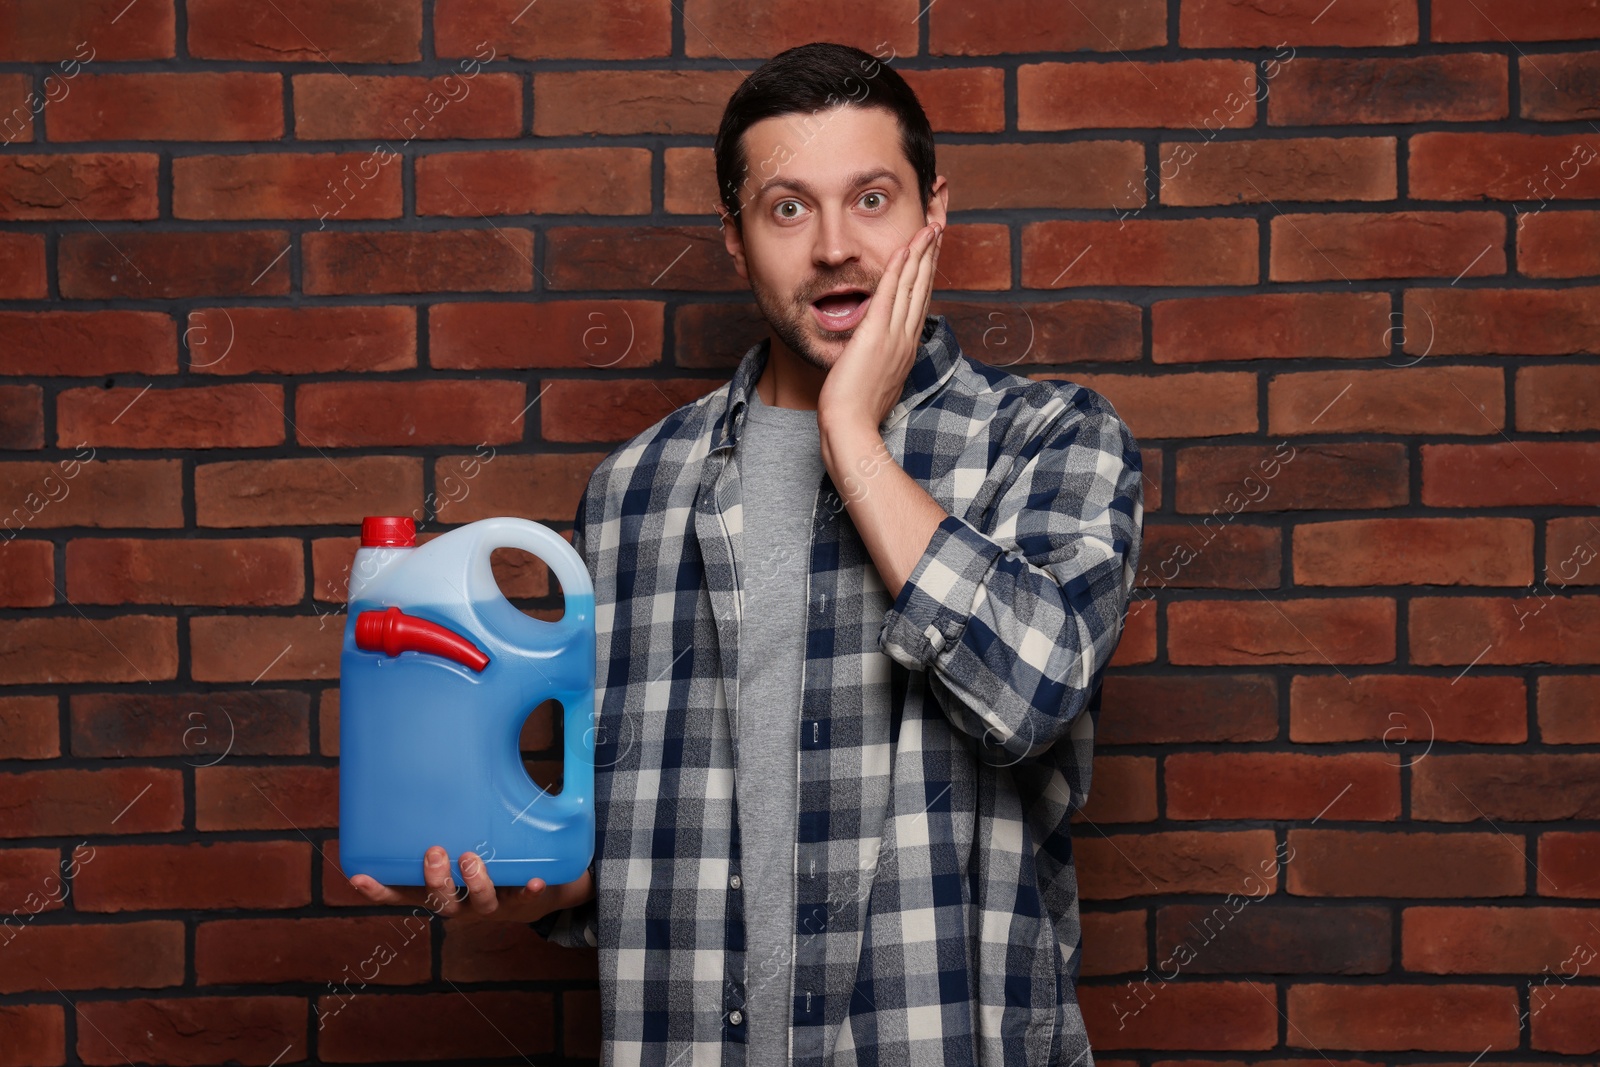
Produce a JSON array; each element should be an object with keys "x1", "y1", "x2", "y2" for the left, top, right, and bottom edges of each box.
[
  {"x1": 718, "y1": 205, "x2": 749, "y2": 282},
  {"x1": 926, "y1": 174, "x2": 950, "y2": 231}
]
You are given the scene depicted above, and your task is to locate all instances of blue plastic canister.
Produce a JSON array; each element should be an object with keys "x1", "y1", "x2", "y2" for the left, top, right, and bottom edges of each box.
[{"x1": 338, "y1": 515, "x2": 595, "y2": 887}]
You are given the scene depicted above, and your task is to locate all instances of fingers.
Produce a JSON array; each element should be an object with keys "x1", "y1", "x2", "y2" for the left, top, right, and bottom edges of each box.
[
  {"x1": 348, "y1": 873, "x2": 419, "y2": 907},
  {"x1": 458, "y1": 850, "x2": 500, "y2": 915},
  {"x1": 422, "y1": 845, "x2": 465, "y2": 916},
  {"x1": 893, "y1": 223, "x2": 939, "y2": 340}
]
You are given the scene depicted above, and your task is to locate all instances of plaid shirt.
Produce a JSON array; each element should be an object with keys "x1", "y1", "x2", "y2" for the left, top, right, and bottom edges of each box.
[{"x1": 532, "y1": 313, "x2": 1143, "y2": 1067}]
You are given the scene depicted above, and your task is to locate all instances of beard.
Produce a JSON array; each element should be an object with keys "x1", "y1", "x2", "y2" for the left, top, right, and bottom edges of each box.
[{"x1": 748, "y1": 262, "x2": 877, "y2": 374}]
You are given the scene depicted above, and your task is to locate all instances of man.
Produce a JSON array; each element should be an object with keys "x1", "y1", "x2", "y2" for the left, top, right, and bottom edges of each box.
[{"x1": 352, "y1": 41, "x2": 1142, "y2": 1066}]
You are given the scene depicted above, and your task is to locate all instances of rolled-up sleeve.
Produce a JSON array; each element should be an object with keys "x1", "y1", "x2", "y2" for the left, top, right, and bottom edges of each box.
[{"x1": 877, "y1": 384, "x2": 1143, "y2": 765}]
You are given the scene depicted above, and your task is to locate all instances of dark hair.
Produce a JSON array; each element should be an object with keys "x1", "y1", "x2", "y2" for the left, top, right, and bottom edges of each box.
[{"x1": 713, "y1": 42, "x2": 936, "y2": 232}]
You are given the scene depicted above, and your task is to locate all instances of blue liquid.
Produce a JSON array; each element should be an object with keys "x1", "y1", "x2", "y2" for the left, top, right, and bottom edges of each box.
[{"x1": 338, "y1": 593, "x2": 596, "y2": 888}]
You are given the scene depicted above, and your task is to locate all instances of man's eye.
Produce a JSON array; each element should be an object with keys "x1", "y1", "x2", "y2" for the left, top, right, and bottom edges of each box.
[
  {"x1": 776, "y1": 201, "x2": 804, "y2": 219},
  {"x1": 861, "y1": 192, "x2": 884, "y2": 209}
]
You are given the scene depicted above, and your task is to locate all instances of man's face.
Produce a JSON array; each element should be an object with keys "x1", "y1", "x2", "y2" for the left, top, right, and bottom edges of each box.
[{"x1": 721, "y1": 104, "x2": 948, "y2": 373}]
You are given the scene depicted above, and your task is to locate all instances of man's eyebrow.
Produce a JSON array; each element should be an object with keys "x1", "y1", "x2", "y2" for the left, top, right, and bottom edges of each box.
[{"x1": 759, "y1": 168, "x2": 904, "y2": 201}]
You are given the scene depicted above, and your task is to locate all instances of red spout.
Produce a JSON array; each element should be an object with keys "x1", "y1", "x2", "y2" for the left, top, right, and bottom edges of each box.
[{"x1": 355, "y1": 606, "x2": 490, "y2": 672}]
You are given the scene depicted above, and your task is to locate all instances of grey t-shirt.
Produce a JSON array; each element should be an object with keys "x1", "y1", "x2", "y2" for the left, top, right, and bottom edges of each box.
[{"x1": 732, "y1": 384, "x2": 822, "y2": 1067}]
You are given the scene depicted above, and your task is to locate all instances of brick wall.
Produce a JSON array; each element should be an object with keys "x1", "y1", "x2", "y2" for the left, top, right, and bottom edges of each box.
[{"x1": 2, "y1": 0, "x2": 1598, "y2": 1062}]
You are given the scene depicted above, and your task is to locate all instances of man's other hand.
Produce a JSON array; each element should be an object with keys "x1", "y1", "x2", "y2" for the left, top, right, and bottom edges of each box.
[{"x1": 347, "y1": 845, "x2": 594, "y2": 922}]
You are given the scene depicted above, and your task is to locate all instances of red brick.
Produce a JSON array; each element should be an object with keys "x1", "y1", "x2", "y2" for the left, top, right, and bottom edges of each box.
[
  {"x1": 57, "y1": 384, "x2": 284, "y2": 449},
  {"x1": 1152, "y1": 291, "x2": 1391, "y2": 362},
  {"x1": 427, "y1": 452, "x2": 600, "y2": 525},
  {"x1": 0, "y1": 768, "x2": 182, "y2": 837},
  {"x1": 1518, "y1": 209, "x2": 1600, "y2": 277},
  {"x1": 1423, "y1": 443, "x2": 1600, "y2": 507},
  {"x1": 0, "y1": 385, "x2": 41, "y2": 450},
  {"x1": 901, "y1": 68, "x2": 1008, "y2": 134},
  {"x1": 0, "y1": 311, "x2": 175, "y2": 375},
  {"x1": 937, "y1": 300, "x2": 1145, "y2": 366},
  {"x1": 544, "y1": 225, "x2": 742, "y2": 291},
  {"x1": 65, "y1": 537, "x2": 301, "y2": 606},
  {"x1": 1406, "y1": 286, "x2": 1600, "y2": 354},
  {"x1": 934, "y1": 0, "x2": 1165, "y2": 52},
  {"x1": 1164, "y1": 137, "x2": 1397, "y2": 206},
  {"x1": 75, "y1": 841, "x2": 311, "y2": 912},
  {"x1": 532, "y1": 70, "x2": 746, "y2": 136},
  {"x1": 1177, "y1": 443, "x2": 1408, "y2": 513},
  {"x1": 303, "y1": 229, "x2": 532, "y2": 294},
  {"x1": 0, "y1": 458, "x2": 182, "y2": 531},
  {"x1": 1534, "y1": 986, "x2": 1600, "y2": 1054},
  {"x1": 0, "y1": 536, "x2": 52, "y2": 607},
  {"x1": 1181, "y1": 0, "x2": 1417, "y2": 45},
  {"x1": 1433, "y1": 0, "x2": 1600, "y2": 41},
  {"x1": 1060, "y1": 372, "x2": 1256, "y2": 439},
  {"x1": 1137, "y1": 522, "x2": 1280, "y2": 590},
  {"x1": 320, "y1": 689, "x2": 340, "y2": 757},
  {"x1": 1268, "y1": 366, "x2": 1503, "y2": 435},
  {"x1": 295, "y1": 380, "x2": 526, "y2": 447},
  {"x1": 1412, "y1": 594, "x2": 1600, "y2": 665},
  {"x1": 1287, "y1": 984, "x2": 1517, "y2": 1051},
  {"x1": 0, "y1": 921, "x2": 184, "y2": 994},
  {"x1": 196, "y1": 764, "x2": 336, "y2": 831},
  {"x1": 431, "y1": 301, "x2": 664, "y2": 370},
  {"x1": 1517, "y1": 364, "x2": 1600, "y2": 431},
  {"x1": 924, "y1": 224, "x2": 1012, "y2": 291},
  {"x1": 0, "y1": 232, "x2": 45, "y2": 297},
  {"x1": 1166, "y1": 752, "x2": 1399, "y2": 820},
  {"x1": 1155, "y1": 904, "x2": 1392, "y2": 975},
  {"x1": 938, "y1": 143, "x2": 1145, "y2": 210},
  {"x1": 316, "y1": 991, "x2": 552, "y2": 1062},
  {"x1": 1539, "y1": 675, "x2": 1600, "y2": 743},
  {"x1": 190, "y1": 615, "x2": 343, "y2": 683},
  {"x1": 0, "y1": 1, "x2": 172, "y2": 60},
  {"x1": 174, "y1": 152, "x2": 401, "y2": 221},
  {"x1": 0, "y1": 616, "x2": 177, "y2": 685},
  {"x1": 1022, "y1": 219, "x2": 1257, "y2": 288},
  {"x1": 0, "y1": 695, "x2": 59, "y2": 759},
  {"x1": 1288, "y1": 830, "x2": 1524, "y2": 897},
  {"x1": 1076, "y1": 756, "x2": 1156, "y2": 823},
  {"x1": 187, "y1": 0, "x2": 421, "y2": 61},
  {"x1": 1098, "y1": 675, "x2": 1278, "y2": 744},
  {"x1": 196, "y1": 916, "x2": 430, "y2": 985},
  {"x1": 59, "y1": 230, "x2": 290, "y2": 298},
  {"x1": 70, "y1": 689, "x2": 310, "y2": 757},
  {"x1": 0, "y1": 74, "x2": 35, "y2": 145},
  {"x1": 293, "y1": 73, "x2": 521, "y2": 140},
  {"x1": 445, "y1": 907, "x2": 602, "y2": 983},
  {"x1": 436, "y1": 0, "x2": 669, "y2": 57},
  {"x1": 1271, "y1": 210, "x2": 1504, "y2": 281},
  {"x1": 1294, "y1": 517, "x2": 1532, "y2": 586},
  {"x1": 417, "y1": 147, "x2": 650, "y2": 216},
  {"x1": 51, "y1": 73, "x2": 282, "y2": 141},
  {"x1": 1019, "y1": 60, "x2": 1256, "y2": 130},
  {"x1": 186, "y1": 305, "x2": 416, "y2": 374},
  {"x1": 0, "y1": 1003, "x2": 63, "y2": 1065},
  {"x1": 1410, "y1": 133, "x2": 1600, "y2": 200},
  {"x1": 1413, "y1": 755, "x2": 1600, "y2": 821},
  {"x1": 76, "y1": 997, "x2": 305, "y2": 1066},
  {"x1": 1292, "y1": 674, "x2": 1528, "y2": 744},
  {"x1": 1110, "y1": 603, "x2": 1157, "y2": 667},
  {"x1": 680, "y1": 0, "x2": 916, "y2": 59},
  {"x1": 539, "y1": 378, "x2": 717, "y2": 443},
  {"x1": 1079, "y1": 910, "x2": 1147, "y2": 976},
  {"x1": 1169, "y1": 598, "x2": 1396, "y2": 666},
  {"x1": 0, "y1": 154, "x2": 159, "y2": 220},
  {"x1": 1520, "y1": 52, "x2": 1600, "y2": 120},
  {"x1": 1078, "y1": 830, "x2": 1282, "y2": 901},
  {"x1": 1269, "y1": 54, "x2": 1509, "y2": 125},
  {"x1": 1404, "y1": 905, "x2": 1600, "y2": 973},
  {"x1": 1081, "y1": 981, "x2": 1278, "y2": 1051},
  {"x1": 1538, "y1": 832, "x2": 1600, "y2": 899},
  {"x1": 195, "y1": 456, "x2": 420, "y2": 528}
]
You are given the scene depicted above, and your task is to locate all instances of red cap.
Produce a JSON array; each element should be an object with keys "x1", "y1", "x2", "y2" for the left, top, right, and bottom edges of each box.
[{"x1": 361, "y1": 516, "x2": 416, "y2": 548}]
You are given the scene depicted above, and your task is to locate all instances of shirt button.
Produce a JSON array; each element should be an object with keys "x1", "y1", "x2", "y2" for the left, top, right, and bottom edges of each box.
[
  {"x1": 729, "y1": 1010, "x2": 744, "y2": 1025},
  {"x1": 729, "y1": 874, "x2": 742, "y2": 889}
]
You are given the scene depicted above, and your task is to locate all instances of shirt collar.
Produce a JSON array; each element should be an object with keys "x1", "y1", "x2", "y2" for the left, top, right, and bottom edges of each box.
[{"x1": 711, "y1": 313, "x2": 961, "y2": 453}]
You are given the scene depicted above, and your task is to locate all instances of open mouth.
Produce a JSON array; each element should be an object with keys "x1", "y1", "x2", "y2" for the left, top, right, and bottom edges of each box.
[{"x1": 810, "y1": 289, "x2": 871, "y2": 331}]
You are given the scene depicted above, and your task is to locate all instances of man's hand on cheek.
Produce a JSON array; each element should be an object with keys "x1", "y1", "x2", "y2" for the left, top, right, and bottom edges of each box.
[{"x1": 817, "y1": 220, "x2": 942, "y2": 437}]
